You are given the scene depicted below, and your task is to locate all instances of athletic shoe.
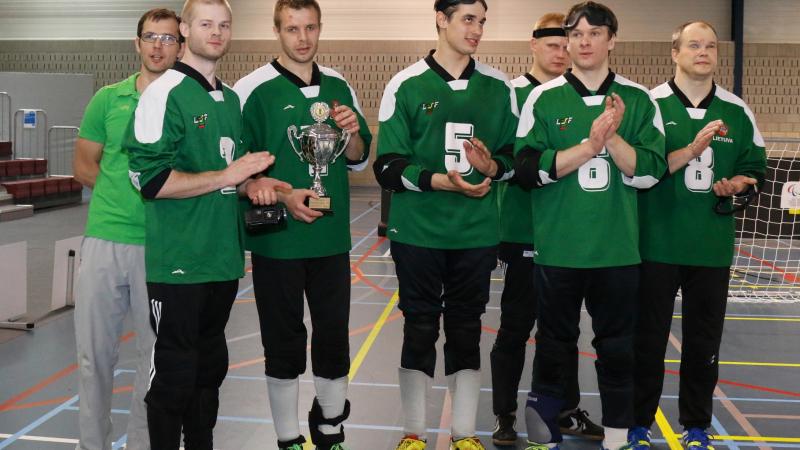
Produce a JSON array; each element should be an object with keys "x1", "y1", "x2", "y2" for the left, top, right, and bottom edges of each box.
[
  {"x1": 492, "y1": 414, "x2": 518, "y2": 446},
  {"x1": 450, "y1": 436, "x2": 485, "y2": 450},
  {"x1": 525, "y1": 442, "x2": 559, "y2": 450},
  {"x1": 559, "y1": 408, "x2": 604, "y2": 440},
  {"x1": 396, "y1": 435, "x2": 427, "y2": 450},
  {"x1": 627, "y1": 426, "x2": 651, "y2": 450},
  {"x1": 600, "y1": 443, "x2": 634, "y2": 450},
  {"x1": 683, "y1": 428, "x2": 715, "y2": 450}
]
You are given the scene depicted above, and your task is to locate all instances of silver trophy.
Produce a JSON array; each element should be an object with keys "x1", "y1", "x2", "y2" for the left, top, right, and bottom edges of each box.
[{"x1": 287, "y1": 101, "x2": 351, "y2": 213}]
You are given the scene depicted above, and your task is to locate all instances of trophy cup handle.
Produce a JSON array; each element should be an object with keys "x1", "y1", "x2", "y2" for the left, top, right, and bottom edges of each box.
[
  {"x1": 287, "y1": 125, "x2": 304, "y2": 161},
  {"x1": 330, "y1": 129, "x2": 352, "y2": 165}
]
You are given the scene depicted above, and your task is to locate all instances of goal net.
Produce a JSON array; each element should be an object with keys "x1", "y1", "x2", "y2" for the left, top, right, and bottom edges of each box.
[{"x1": 729, "y1": 138, "x2": 800, "y2": 303}]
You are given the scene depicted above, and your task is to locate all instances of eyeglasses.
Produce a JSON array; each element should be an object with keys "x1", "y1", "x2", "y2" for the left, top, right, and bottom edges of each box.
[{"x1": 140, "y1": 32, "x2": 179, "y2": 46}]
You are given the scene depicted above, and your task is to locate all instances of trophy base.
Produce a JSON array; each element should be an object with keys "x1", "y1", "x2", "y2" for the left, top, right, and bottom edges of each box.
[{"x1": 306, "y1": 196, "x2": 334, "y2": 214}]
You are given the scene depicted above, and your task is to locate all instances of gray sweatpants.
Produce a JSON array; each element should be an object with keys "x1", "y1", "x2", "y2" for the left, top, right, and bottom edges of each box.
[{"x1": 74, "y1": 237, "x2": 153, "y2": 450}]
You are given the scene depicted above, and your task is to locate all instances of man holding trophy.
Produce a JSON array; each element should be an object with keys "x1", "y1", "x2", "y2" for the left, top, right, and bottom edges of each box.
[{"x1": 232, "y1": 0, "x2": 371, "y2": 449}]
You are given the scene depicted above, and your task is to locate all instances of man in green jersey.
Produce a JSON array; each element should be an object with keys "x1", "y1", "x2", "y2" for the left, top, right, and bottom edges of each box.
[
  {"x1": 630, "y1": 21, "x2": 766, "y2": 450},
  {"x1": 374, "y1": 1, "x2": 518, "y2": 449},
  {"x1": 126, "y1": 1, "x2": 274, "y2": 448},
  {"x1": 73, "y1": 8, "x2": 182, "y2": 450},
  {"x1": 233, "y1": 1, "x2": 371, "y2": 449},
  {"x1": 491, "y1": 12, "x2": 602, "y2": 447},
  {"x1": 514, "y1": 3, "x2": 666, "y2": 450}
]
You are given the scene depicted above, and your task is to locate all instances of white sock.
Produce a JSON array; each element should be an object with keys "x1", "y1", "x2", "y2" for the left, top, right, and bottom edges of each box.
[
  {"x1": 398, "y1": 367, "x2": 431, "y2": 440},
  {"x1": 266, "y1": 376, "x2": 301, "y2": 442},
  {"x1": 447, "y1": 369, "x2": 481, "y2": 440},
  {"x1": 314, "y1": 376, "x2": 348, "y2": 435},
  {"x1": 603, "y1": 427, "x2": 629, "y2": 450}
]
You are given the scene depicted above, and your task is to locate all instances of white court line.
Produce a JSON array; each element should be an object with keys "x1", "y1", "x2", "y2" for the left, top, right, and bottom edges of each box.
[{"x1": 0, "y1": 433, "x2": 78, "y2": 444}]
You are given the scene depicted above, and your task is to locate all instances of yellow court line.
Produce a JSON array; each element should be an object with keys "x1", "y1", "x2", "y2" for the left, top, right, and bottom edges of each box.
[
  {"x1": 663, "y1": 359, "x2": 800, "y2": 368},
  {"x1": 348, "y1": 290, "x2": 399, "y2": 380},
  {"x1": 655, "y1": 408, "x2": 683, "y2": 450},
  {"x1": 673, "y1": 315, "x2": 800, "y2": 322},
  {"x1": 667, "y1": 434, "x2": 800, "y2": 443}
]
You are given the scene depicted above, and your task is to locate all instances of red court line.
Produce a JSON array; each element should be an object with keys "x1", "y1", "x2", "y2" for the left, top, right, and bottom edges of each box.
[
  {"x1": 0, "y1": 332, "x2": 136, "y2": 412},
  {"x1": 3, "y1": 385, "x2": 135, "y2": 412},
  {"x1": 737, "y1": 247, "x2": 798, "y2": 283}
]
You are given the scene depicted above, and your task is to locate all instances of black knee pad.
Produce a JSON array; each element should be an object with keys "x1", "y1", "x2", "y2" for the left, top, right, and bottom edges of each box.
[
  {"x1": 531, "y1": 336, "x2": 575, "y2": 390},
  {"x1": 443, "y1": 317, "x2": 482, "y2": 374},
  {"x1": 492, "y1": 327, "x2": 532, "y2": 355},
  {"x1": 311, "y1": 334, "x2": 350, "y2": 379},
  {"x1": 595, "y1": 334, "x2": 634, "y2": 367},
  {"x1": 308, "y1": 397, "x2": 351, "y2": 448},
  {"x1": 401, "y1": 314, "x2": 440, "y2": 378},
  {"x1": 264, "y1": 345, "x2": 307, "y2": 379}
]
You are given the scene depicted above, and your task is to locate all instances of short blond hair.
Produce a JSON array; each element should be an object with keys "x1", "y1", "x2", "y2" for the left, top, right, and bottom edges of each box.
[
  {"x1": 672, "y1": 20, "x2": 718, "y2": 50},
  {"x1": 181, "y1": 0, "x2": 232, "y2": 24},
  {"x1": 534, "y1": 12, "x2": 565, "y2": 31}
]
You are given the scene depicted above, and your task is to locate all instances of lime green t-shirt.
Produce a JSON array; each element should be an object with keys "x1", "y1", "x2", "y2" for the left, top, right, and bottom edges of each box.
[{"x1": 79, "y1": 73, "x2": 145, "y2": 245}]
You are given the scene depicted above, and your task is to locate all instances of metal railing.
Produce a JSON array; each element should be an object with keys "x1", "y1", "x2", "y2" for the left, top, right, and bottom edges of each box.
[
  {"x1": 0, "y1": 92, "x2": 11, "y2": 144},
  {"x1": 47, "y1": 126, "x2": 78, "y2": 176},
  {"x1": 13, "y1": 109, "x2": 48, "y2": 160}
]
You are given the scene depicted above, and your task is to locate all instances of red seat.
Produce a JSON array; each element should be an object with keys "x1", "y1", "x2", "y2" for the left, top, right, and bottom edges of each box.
[
  {"x1": 19, "y1": 159, "x2": 36, "y2": 176},
  {"x1": 44, "y1": 178, "x2": 59, "y2": 195},
  {"x1": 56, "y1": 177, "x2": 72, "y2": 193},
  {"x1": 29, "y1": 179, "x2": 45, "y2": 197},
  {"x1": 0, "y1": 141, "x2": 10, "y2": 157},
  {"x1": 70, "y1": 178, "x2": 83, "y2": 193},
  {"x1": 4, "y1": 160, "x2": 22, "y2": 177},
  {"x1": 1, "y1": 180, "x2": 31, "y2": 199},
  {"x1": 0, "y1": 162, "x2": 6, "y2": 177},
  {"x1": 34, "y1": 159, "x2": 48, "y2": 175}
]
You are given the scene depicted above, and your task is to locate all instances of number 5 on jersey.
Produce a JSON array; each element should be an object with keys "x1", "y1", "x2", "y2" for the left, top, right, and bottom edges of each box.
[{"x1": 444, "y1": 122, "x2": 474, "y2": 176}]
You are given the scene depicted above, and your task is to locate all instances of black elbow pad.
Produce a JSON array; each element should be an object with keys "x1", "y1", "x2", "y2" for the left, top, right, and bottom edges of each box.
[
  {"x1": 140, "y1": 168, "x2": 171, "y2": 199},
  {"x1": 373, "y1": 153, "x2": 411, "y2": 192},
  {"x1": 513, "y1": 147, "x2": 544, "y2": 190}
]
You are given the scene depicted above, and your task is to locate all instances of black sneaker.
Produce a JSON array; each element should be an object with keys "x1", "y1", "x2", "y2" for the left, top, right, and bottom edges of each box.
[
  {"x1": 558, "y1": 409, "x2": 604, "y2": 441},
  {"x1": 492, "y1": 414, "x2": 518, "y2": 446}
]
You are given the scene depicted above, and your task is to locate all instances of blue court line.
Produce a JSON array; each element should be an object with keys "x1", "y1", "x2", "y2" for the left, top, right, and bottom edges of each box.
[
  {"x1": 351, "y1": 227, "x2": 377, "y2": 253},
  {"x1": 712, "y1": 414, "x2": 740, "y2": 450},
  {"x1": 349, "y1": 201, "x2": 381, "y2": 225},
  {"x1": 0, "y1": 394, "x2": 79, "y2": 449},
  {"x1": 57, "y1": 406, "x2": 800, "y2": 448},
  {"x1": 112, "y1": 434, "x2": 127, "y2": 449}
]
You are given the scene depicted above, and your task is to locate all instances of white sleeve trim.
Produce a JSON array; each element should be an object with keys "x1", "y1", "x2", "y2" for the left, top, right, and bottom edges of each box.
[
  {"x1": 475, "y1": 61, "x2": 518, "y2": 117},
  {"x1": 539, "y1": 169, "x2": 556, "y2": 185},
  {"x1": 516, "y1": 76, "x2": 567, "y2": 138},
  {"x1": 622, "y1": 174, "x2": 659, "y2": 189},
  {"x1": 134, "y1": 70, "x2": 184, "y2": 144},
  {"x1": 614, "y1": 74, "x2": 665, "y2": 135},
  {"x1": 379, "y1": 59, "x2": 429, "y2": 123},
  {"x1": 715, "y1": 86, "x2": 765, "y2": 147},
  {"x1": 347, "y1": 157, "x2": 369, "y2": 172},
  {"x1": 401, "y1": 175, "x2": 422, "y2": 192},
  {"x1": 232, "y1": 63, "x2": 281, "y2": 112}
]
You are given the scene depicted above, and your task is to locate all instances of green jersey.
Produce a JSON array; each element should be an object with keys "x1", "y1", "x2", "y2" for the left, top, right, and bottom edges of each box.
[
  {"x1": 80, "y1": 73, "x2": 145, "y2": 245},
  {"x1": 126, "y1": 62, "x2": 245, "y2": 284},
  {"x1": 515, "y1": 70, "x2": 667, "y2": 268},
  {"x1": 376, "y1": 53, "x2": 518, "y2": 249},
  {"x1": 234, "y1": 60, "x2": 372, "y2": 259},
  {"x1": 639, "y1": 80, "x2": 766, "y2": 267},
  {"x1": 499, "y1": 74, "x2": 539, "y2": 245}
]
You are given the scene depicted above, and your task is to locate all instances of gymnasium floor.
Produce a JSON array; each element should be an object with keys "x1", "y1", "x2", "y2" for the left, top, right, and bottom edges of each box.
[{"x1": 1, "y1": 186, "x2": 799, "y2": 450}]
